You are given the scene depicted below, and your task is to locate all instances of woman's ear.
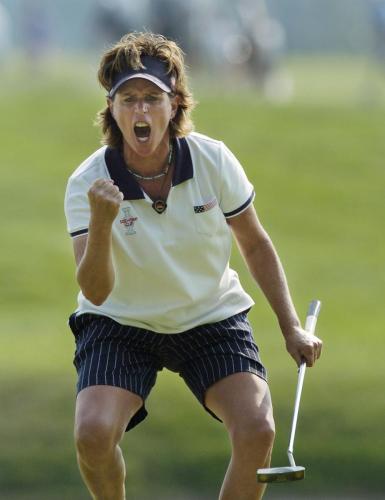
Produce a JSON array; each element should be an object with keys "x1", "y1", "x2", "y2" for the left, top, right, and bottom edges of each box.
[
  {"x1": 170, "y1": 94, "x2": 180, "y2": 119},
  {"x1": 107, "y1": 97, "x2": 114, "y2": 118}
]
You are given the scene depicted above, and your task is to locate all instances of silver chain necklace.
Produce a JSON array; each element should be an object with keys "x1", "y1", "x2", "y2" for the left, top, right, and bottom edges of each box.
[{"x1": 126, "y1": 143, "x2": 173, "y2": 181}]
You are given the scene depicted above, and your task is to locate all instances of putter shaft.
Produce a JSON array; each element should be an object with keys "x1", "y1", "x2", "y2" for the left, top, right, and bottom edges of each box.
[
  {"x1": 287, "y1": 362, "x2": 306, "y2": 466},
  {"x1": 287, "y1": 300, "x2": 321, "y2": 466},
  {"x1": 257, "y1": 300, "x2": 322, "y2": 484}
]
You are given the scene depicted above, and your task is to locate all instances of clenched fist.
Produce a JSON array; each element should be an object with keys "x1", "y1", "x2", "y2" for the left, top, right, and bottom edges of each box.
[{"x1": 88, "y1": 179, "x2": 124, "y2": 223}]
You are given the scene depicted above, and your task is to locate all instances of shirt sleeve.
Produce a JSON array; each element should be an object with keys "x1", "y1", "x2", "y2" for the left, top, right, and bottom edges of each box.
[
  {"x1": 219, "y1": 142, "x2": 255, "y2": 218},
  {"x1": 64, "y1": 174, "x2": 90, "y2": 237}
]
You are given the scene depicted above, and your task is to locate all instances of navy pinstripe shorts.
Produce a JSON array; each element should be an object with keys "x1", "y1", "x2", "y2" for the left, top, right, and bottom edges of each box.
[{"x1": 68, "y1": 310, "x2": 267, "y2": 431}]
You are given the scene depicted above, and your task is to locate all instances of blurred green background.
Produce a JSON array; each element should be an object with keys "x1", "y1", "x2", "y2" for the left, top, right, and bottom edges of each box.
[
  {"x1": 1, "y1": 1, "x2": 385, "y2": 499},
  {"x1": 1, "y1": 55, "x2": 384, "y2": 499}
]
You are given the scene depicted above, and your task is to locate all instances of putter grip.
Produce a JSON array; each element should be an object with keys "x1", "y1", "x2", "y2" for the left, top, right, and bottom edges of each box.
[{"x1": 304, "y1": 300, "x2": 321, "y2": 335}]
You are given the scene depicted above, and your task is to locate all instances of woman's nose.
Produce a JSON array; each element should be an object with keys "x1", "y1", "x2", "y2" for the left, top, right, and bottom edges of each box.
[{"x1": 135, "y1": 100, "x2": 149, "y2": 113}]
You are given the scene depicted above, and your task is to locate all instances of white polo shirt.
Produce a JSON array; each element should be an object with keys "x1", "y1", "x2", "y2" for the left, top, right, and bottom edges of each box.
[{"x1": 65, "y1": 132, "x2": 255, "y2": 333}]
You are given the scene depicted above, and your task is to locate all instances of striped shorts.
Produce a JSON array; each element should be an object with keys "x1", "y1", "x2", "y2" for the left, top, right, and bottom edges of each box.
[{"x1": 68, "y1": 310, "x2": 267, "y2": 431}]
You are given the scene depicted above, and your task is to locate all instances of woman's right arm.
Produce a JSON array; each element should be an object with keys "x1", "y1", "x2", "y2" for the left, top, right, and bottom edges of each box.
[{"x1": 73, "y1": 179, "x2": 123, "y2": 306}]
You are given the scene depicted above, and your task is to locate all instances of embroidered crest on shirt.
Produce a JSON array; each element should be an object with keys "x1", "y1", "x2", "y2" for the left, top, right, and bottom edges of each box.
[
  {"x1": 194, "y1": 198, "x2": 218, "y2": 214},
  {"x1": 119, "y1": 207, "x2": 138, "y2": 235}
]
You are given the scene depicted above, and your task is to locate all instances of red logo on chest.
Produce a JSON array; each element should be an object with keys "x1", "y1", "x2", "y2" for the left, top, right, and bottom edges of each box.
[{"x1": 119, "y1": 207, "x2": 138, "y2": 235}]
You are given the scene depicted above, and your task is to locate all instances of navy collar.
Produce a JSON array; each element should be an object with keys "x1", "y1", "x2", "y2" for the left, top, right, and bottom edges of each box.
[{"x1": 104, "y1": 137, "x2": 193, "y2": 200}]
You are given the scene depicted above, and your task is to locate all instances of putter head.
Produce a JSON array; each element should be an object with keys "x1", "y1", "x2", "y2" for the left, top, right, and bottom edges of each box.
[{"x1": 256, "y1": 465, "x2": 305, "y2": 483}]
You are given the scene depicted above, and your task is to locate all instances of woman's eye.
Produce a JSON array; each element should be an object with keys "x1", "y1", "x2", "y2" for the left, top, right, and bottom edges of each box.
[
  {"x1": 146, "y1": 95, "x2": 159, "y2": 102},
  {"x1": 124, "y1": 97, "x2": 135, "y2": 103}
]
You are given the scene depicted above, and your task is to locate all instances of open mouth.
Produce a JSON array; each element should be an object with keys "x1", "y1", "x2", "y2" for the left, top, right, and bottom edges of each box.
[{"x1": 134, "y1": 121, "x2": 151, "y2": 142}]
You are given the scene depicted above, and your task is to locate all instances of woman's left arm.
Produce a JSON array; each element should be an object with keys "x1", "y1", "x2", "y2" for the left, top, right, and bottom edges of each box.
[{"x1": 227, "y1": 205, "x2": 322, "y2": 367}]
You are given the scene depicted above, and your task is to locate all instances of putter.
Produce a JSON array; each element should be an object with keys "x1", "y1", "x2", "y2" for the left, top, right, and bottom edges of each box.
[{"x1": 256, "y1": 299, "x2": 321, "y2": 483}]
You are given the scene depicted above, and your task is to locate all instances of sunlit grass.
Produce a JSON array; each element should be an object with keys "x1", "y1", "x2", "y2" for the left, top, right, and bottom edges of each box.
[{"x1": 1, "y1": 57, "x2": 384, "y2": 498}]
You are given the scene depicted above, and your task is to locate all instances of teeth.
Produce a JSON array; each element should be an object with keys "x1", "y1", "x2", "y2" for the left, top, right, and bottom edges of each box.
[{"x1": 134, "y1": 121, "x2": 151, "y2": 141}]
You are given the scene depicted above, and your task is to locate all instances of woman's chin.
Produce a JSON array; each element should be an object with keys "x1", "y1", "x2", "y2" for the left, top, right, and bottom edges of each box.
[
  {"x1": 124, "y1": 134, "x2": 168, "y2": 158},
  {"x1": 126, "y1": 136, "x2": 153, "y2": 156}
]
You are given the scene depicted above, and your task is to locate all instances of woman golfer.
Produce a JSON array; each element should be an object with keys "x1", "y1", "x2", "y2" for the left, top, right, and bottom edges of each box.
[{"x1": 65, "y1": 32, "x2": 322, "y2": 500}]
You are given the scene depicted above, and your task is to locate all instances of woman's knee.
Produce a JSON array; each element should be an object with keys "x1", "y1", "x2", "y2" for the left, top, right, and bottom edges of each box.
[
  {"x1": 229, "y1": 414, "x2": 275, "y2": 454},
  {"x1": 74, "y1": 415, "x2": 122, "y2": 466},
  {"x1": 74, "y1": 385, "x2": 142, "y2": 466}
]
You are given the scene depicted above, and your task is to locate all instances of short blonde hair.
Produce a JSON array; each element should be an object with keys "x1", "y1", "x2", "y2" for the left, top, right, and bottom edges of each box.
[{"x1": 96, "y1": 32, "x2": 196, "y2": 149}]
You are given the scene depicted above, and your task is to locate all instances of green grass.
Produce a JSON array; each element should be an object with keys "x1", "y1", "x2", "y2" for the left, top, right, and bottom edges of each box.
[{"x1": 1, "y1": 57, "x2": 384, "y2": 498}]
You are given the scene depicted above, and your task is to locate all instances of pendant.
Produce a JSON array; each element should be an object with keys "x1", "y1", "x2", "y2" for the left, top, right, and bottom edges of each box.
[{"x1": 152, "y1": 199, "x2": 167, "y2": 214}]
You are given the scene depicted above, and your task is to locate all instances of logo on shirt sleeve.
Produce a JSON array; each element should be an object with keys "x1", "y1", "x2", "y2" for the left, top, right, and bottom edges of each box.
[
  {"x1": 194, "y1": 198, "x2": 218, "y2": 214},
  {"x1": 119, "y1": 207, "x2": 138, "y2": 235}
]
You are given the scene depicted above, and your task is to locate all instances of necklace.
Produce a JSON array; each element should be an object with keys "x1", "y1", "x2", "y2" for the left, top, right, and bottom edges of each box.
[
  {"x1": 126, "y1": 143, "x2": 173, "y2": 181},
  {"x1": 151, "y1": 147, "x2": 174, "y2": 214}
]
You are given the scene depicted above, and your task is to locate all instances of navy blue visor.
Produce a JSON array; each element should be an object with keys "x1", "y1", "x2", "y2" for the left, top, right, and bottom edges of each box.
[{"x1": 108, "y1": 55, "x2": 174, "y2": 98}]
